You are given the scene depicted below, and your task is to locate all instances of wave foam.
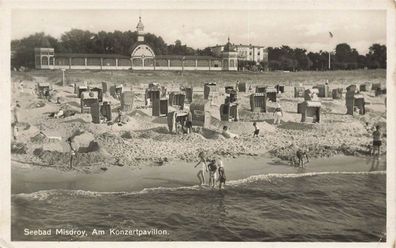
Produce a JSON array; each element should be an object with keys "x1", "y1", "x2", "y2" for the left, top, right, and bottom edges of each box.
[{"x1": 12, "y1": 170, "x2": 385, "y2": 200}]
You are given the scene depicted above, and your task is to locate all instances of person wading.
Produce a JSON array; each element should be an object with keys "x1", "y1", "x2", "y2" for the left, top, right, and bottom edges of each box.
[
  {"x1": 194, "y1": 152, "x2": 207, "y2": 186},
  {"x1": 372, "y1": 125, "x2": 382, "y2": 159},
  {"x1": 67, "y1": 137, "x2": 77, "y2": 169}
]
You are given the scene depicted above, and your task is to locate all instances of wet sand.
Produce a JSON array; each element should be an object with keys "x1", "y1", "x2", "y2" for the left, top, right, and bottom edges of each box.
[{"x1": 12, "y1": 154, "x2": 386, "y2": 194}]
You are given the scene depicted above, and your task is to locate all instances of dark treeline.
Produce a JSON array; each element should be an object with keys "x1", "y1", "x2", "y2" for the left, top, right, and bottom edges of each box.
[
  {"x1": 266, "y1": 44, "x2": 386, "y2": 71},
  {"x1": 11, "y1": 30, "x2": 386, "y2": 70}
]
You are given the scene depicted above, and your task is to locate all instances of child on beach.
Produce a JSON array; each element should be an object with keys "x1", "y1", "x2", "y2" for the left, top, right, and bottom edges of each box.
[
  {"x1": 116, "y1": 108, "x2": 124, "y2": 126},
  {"x1": 12, "y1": 101, "x2": 20, "y2": 125},
  {"x1": 273, "y1": 101, "x2": 283, "y2": 125},
  {"x1": 372, "y1": 125, "x2": 382, "y2": 159},
  {"x1": 186, "y1": 110, "x2": 193, "y2": 134},
  {"x1": 217, "y1": 158, "x2": 226, "y2": 190},
  {"x1": 12, "y1": 123, "x2": 18, "y2": 141},
  {"x1": 222, "y1": 126, "x2": 239, "y2": 139},
  {"x1": 296, "y1": 148, "x2": 309, "y2": 168},
  {"x1": 253, "y1": 122, "x2": 259, "y2": 137},
  {"x1": 194, "y1": 152, "x2": 207, "y2": 186}
]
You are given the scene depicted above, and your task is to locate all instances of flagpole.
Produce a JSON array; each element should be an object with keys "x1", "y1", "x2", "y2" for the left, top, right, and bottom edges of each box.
[
  {"x1": 328, "y1": 31, "x2": 333, "y2": 70},
  {"x1": 328, "y1": 52, "x2": 331, "y2": 70}
]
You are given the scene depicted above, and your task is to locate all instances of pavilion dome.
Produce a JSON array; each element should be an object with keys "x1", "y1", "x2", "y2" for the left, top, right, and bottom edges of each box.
[{"x1": 223, "y1": 37, "x2": 236, "y2": 52}]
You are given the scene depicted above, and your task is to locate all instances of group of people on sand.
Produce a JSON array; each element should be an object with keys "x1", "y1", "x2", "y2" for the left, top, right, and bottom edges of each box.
[{"x1": 194, "y1": 152, "x2": 226, "y2": 190}]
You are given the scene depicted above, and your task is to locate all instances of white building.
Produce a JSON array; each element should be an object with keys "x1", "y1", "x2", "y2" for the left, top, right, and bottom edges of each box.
[{"x1": 211, "y1": 44, "x2": 268, "y2": 65}]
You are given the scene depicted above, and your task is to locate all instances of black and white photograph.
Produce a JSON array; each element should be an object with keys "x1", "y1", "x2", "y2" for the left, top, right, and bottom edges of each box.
[{"x1": 1, "y1": 0, "x2": 395, "y2": 247}]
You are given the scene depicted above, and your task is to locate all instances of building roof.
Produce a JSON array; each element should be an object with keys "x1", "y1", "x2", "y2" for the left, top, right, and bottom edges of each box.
[
  {"x1": 236, "y1": 44, "x2": 265, "y2": 48},
  {"x1": 55, "y1": 53, "x2": 130, "y2": 59},
  {"x1": 130, "y1": 41, "x2": 154, "y2": 54},
  {"x1": 34, "y1": 47, "x2": 54, "y2": 51},
  {"x1": 223, "y1": 37, "x2": 236, "y2": 52},
  {"x1": 210, "y1": 44, "x2": 266, "y2": 49},
  {"x1": 54, "y1": 53, "x2": 220, "y2": 60},
  {"x1": 155, "y1": 55, "x2": 220, "y2": 60}
]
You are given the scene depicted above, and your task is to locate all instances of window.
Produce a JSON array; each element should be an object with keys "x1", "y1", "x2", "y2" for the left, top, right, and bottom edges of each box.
[
  {"x1": 249, "y1": 52, "x2": 252, "y2": 56},
  {"x1": 41, "y1": 56, "x2": 48, "y2": 65},
  {"x1": 258, "y1": 52, "x2": 260, "y2": 56}
]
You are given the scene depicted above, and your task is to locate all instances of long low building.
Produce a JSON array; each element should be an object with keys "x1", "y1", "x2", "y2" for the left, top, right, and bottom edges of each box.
[
  {"x1": 34, "y1": 17, "x2": 238, "y2": 71},
  {"x1": 35, "y1": 49, "x2": 228, "y2": 71}
]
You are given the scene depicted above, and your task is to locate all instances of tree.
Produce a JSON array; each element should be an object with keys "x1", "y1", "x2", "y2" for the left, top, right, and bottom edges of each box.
[
  {"x1": 366, "y1": 44, "x2": 386, "y2": 69},
  {"x1": 334, "y1": 43, "x2": 359, "y2": 69},
  {"x1": 145, "y1": 33, "x2": 168, "y2": 55},
  {"x1": 60, "y1": 29, "x2": 99, "y2": 53},
  {"x1": 167, "y1": 40, "x2": 195, "y2": 56},
  {"x1": 293, "y1": 48, "x2": 311, "y2": 70},
  {"x1": 196, "y1": 47, "x2": 217, "y2": 57}
]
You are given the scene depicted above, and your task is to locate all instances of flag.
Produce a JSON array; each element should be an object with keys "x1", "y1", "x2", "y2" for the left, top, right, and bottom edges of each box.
[{"x1": 329, "y1": 32, "x2": 334, "y2": 38}]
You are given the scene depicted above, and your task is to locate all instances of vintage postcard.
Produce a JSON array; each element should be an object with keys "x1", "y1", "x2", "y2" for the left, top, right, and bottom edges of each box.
[{"x1": 0, "y1": 0, "x2": 395, "y2": 247}]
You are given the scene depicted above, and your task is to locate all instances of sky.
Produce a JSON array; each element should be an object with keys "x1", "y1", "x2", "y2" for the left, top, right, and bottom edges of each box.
[{"x1": 11, "y1": 9, "x2": 386, "y2": 54}]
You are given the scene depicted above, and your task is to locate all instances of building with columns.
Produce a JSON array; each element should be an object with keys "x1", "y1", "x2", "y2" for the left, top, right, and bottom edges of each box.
[{"x1": 34, "y1": 17, "x2": 238, "y2": 71}]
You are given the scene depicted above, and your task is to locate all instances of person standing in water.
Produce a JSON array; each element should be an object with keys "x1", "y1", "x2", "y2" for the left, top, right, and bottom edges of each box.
[
  {"x1": 217, "y1": 158, "x2": 226, "y2": 190},
  {"x1": 194, "y1": 152, "x2": 207, "y2": 186},
  {"x1": 67, "y1": 137, "x2": 77, "y2": 169},
  {"x1": 372, "y1": 125, "x2": 382, "y2": 159},
  {"x1": 296, "y1": 148, "x2": 309, "y2": 168},
  {"x1": 208, "y1": 159, "x2": 218, "y2": 188}
]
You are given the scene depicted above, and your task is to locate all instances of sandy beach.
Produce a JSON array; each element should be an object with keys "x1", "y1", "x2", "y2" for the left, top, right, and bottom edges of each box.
[
  {"x1": 11, "y1": 70, "x2": 386, "y2": 173},
  {"x1": 7, "y1": 7, "x2": 390, "y2": 243}
]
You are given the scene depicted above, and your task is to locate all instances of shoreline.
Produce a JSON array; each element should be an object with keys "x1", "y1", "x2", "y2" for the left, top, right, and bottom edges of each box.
[{"x1": 12, "y1": 154, "x2": 386, "y2": 195}]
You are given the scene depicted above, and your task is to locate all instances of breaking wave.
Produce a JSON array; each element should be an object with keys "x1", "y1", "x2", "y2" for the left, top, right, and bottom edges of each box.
[{"x1": 12, "y1": 170, "x2": 385, "y2": 201}]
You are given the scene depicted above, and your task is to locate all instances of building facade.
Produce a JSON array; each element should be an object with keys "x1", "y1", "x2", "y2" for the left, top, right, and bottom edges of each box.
[
  {"x1": 211, "y1": 44, "x2": 268, "y2": 65},
  {"x1": 34, "y1": 17, "x2": 238, "y2": 71}
]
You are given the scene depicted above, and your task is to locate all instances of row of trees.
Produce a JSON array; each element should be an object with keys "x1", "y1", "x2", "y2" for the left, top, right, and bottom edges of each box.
[
  {"x1": 11, "y1": 29, "x2": 386, "y2": 70},
  {"x1": 267, "y1": 43, "x2": 386, "y2": 71}
]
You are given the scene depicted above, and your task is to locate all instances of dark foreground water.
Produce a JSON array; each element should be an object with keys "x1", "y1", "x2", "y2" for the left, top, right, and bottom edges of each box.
[{"x1": 12, "y1": 171, "x2": 386, "y2": 242}]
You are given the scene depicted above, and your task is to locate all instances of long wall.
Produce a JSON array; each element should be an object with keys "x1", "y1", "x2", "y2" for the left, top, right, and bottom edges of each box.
[{"x1": 40, "y1": 56, "x2": 234, "y2": 71}]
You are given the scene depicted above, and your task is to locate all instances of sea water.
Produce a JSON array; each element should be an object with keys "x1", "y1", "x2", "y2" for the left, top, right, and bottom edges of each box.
[{"x1": 12, "y1": 171, "x2": 386, "y2": 242}]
